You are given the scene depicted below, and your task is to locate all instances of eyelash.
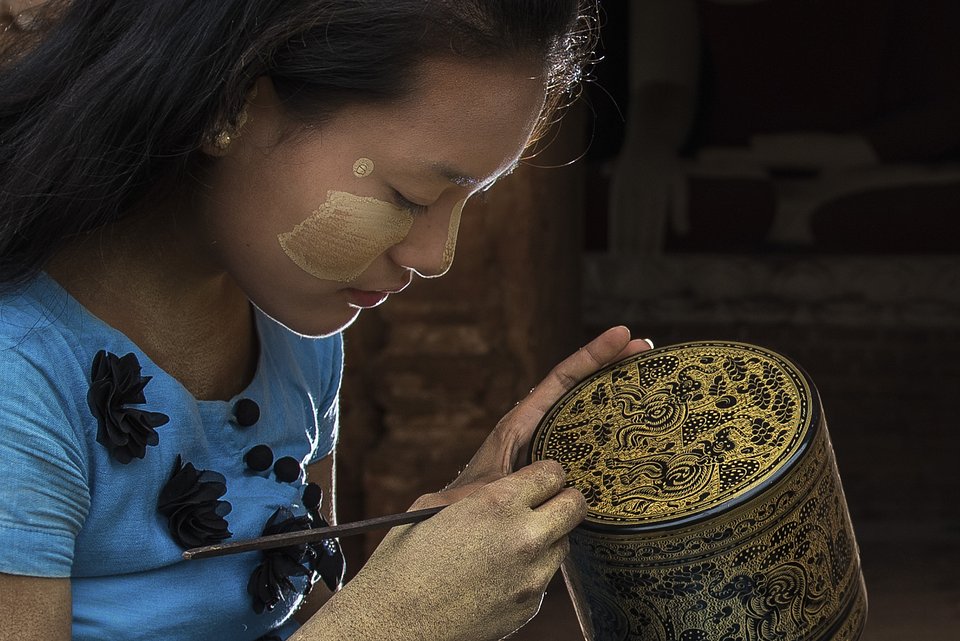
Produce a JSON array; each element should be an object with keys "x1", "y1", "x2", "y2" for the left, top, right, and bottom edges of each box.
[{"x1": 391, "y1": 190, "x2": 429, "y2": 216}]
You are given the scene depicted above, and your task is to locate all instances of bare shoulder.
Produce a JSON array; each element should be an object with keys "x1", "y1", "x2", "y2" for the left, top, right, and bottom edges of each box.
[{"x1": 0, "y1": 573, "x2": 71, "y2": 641}]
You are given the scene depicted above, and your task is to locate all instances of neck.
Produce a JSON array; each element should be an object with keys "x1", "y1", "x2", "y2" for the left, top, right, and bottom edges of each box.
[{"x1": 46, "y1": 204, "x2": 258, "y2": 401}]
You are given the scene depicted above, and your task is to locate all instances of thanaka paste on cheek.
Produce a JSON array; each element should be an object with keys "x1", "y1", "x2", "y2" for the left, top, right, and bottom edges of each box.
[
  {"x1": 278, "y1": 190, "x2": 414, "y2": 282},
  {"x1": 440, "y1": 198, "x2": 466, "y2": 273}
]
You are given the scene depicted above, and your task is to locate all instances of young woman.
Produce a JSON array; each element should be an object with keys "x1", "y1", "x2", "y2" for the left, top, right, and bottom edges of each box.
[{"x1": 0, "y1": 2, "x2": 650, "y2": 639}]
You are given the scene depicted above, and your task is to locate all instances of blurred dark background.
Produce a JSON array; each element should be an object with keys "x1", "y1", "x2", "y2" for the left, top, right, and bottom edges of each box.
[{"x1": 338, "y1": 1, "x2": 960, "y2": 639}]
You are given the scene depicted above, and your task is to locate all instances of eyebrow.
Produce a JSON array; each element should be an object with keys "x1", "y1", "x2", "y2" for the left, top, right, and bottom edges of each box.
[{"x1": 432, "y1": 160, "x2": 520, "y2": 190}]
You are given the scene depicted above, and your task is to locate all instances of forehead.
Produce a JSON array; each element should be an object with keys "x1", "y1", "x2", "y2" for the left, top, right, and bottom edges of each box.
[{"x1": 328, "y1": 58, "x2": 547, "y2": 185}]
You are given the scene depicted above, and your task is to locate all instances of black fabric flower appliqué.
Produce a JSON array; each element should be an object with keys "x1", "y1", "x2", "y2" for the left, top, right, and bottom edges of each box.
[
  {"x1": 306, "y1": 513, "x2": 347, "y2": 593},
  {"x1": 248, "y1": 508, "x2": 311, "y2": 614},
  {"x1": 87, "y1": 350, "x2": 169, "y2": 464},
  {"x1": 247, "y1": 507, "x2": 346, "y2": 614},
  {"x1": 158, "y1": 455, "x2": 233, "y2": 549}
]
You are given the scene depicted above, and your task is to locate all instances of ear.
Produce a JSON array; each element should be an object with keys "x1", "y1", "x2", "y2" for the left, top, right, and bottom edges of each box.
[
  {"x1": 1, "y1": 4, "x2": 15, "y2": 31},
  {"x1": 1, "y1": 1, "x2": 43, "y2": 34},
  {"x1": 200, "y1": 131, "x2": 234, "y2": 158},
  {"x1": 199, "y1": 77, "x2": 269, "y2": 158}
]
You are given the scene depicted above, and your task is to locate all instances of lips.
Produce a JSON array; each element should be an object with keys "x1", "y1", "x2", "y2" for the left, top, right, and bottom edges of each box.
[
  {"x1": 343, "y1": 274, "x2": 410, "y2": 308},
  {"x1": 343, "y1": 289, "x2": 390, "y2": 308}
]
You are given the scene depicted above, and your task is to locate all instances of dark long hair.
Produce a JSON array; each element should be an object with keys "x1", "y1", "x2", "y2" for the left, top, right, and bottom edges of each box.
[{"x1": 0, "y1": 0, "x2": 596, "y2": 287}]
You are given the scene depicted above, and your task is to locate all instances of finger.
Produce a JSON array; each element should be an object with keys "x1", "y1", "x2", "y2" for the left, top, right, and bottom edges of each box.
[
  {"x1": 532, "y1": 486, "x2": 588, "y2": 543},
  {"x1": 483, "y1": 460, "x2": 567, "y2": 511},
  {"x1": 525, "y1": 326, "x2": 633, "y2": 416},
  {"x1": 526, "y1": 536, "x2": 574, "y2": 596},
  {"x1": 408, "y1": 491, "x2": 450, "y2": 511},
  {"x1": 612, "y1": 337, "x2": 654, "y2": 362},
  {"x1": 491, "y1": 327, "x2": 647, "y2": 470},
  {"x1": 548, "y1": 534, "x2": 572, "y2": 570},
  {"x1": 513, "y1": 488, "x2": 583, "y2": 579}
]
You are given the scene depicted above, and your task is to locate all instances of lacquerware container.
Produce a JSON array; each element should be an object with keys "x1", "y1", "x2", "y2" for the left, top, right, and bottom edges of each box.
[{"x1": 529, "y1": 341, "x2": 866, "y2": 641}]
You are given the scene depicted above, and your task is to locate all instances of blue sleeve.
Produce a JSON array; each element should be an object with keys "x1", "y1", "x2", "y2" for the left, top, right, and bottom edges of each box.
[
  {"x1": 0, "y1": 350, "x2": 90, "y2": 577},
  {"x1": 310, "y1": 332, "x2": 343, "y2": 463}
]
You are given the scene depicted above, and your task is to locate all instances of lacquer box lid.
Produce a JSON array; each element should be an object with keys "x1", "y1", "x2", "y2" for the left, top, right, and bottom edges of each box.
[{"x1": 529, "y1": 341, "x2": 819, "y2": 532}]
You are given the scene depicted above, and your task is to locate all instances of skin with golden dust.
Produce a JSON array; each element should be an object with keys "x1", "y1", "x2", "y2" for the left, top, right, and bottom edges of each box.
[
  {"x1": 352, "y1": 157, "x2": 375, "y2": 178},
  {"x1": 440, "y1": 199, "x2": 466, "y2": 273},
  {"x1": 277, "y1": 190, "x2": 414, "y2": 283}
]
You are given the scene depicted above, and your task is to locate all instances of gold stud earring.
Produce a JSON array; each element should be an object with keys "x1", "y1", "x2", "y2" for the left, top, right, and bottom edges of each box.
[
  {"x1": 12, "y1": 11, "x2": 39, "y2": 32},
  {"x1": 210, "y1": 104, "x2": 248, "y2": 151},
  {"x1": 209, "y1": 84, "x2": 258, "y2": 153},
  {"x1": 2, "y1": 11, "x2": 38, "y2": 33},
  {"x1": 213, "y1": 130, "x2": 232, "y2": 151}
]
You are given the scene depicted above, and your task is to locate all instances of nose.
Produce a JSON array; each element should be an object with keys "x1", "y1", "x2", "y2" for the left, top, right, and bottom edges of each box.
[{"x1": 388, "y1": 197, "x2": 465, "y2": 279}]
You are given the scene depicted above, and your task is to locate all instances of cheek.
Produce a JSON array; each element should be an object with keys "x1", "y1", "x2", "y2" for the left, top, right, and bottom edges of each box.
[{"x1": 278, "y1": 190, "x2": 414, "y2": 282}]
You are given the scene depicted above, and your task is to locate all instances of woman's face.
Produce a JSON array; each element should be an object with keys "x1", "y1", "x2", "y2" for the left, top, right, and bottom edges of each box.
[{"x1": 196, "y1": 58, "x2": 546, "y2": 337}]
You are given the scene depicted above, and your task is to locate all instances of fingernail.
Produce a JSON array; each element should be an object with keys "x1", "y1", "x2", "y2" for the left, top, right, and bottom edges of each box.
[{"x1": 643, "y1": 338, "x2": 655, "y2": 349}]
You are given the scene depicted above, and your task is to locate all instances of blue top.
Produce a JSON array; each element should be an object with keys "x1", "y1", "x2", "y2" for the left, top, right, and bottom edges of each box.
[{"x1": 0, "y1": 273, "x2": 344, "y2": 641}]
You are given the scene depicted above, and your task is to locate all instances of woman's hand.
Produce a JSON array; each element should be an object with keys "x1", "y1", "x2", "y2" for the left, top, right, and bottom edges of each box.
[
  {"x1": 304, "y1": 461, "x2": 587, "y2": 641},
  {"x1": 295, "y1": 327, "x2": 651, "y2": 641},
  {"x1": 435, "y1": 325, "x2": 653, "y2": 505}
]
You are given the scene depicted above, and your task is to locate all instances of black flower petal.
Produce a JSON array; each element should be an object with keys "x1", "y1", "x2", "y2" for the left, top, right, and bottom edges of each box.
[
  {"x1": 304, "y1": 513, "x2": 346, "y2": 592},
  {"x1": 247, "y1": 506, "x2": 346, "y2": 613},
  {"x1": 158, "y1": 455, "x2": 232, "y2": 548},
  {"x1": 87, "y1": 350, "x2": 169, "y2": 463},
  {"x1": 302, "y1": 483, "x2": 323, "y2": 513},
  {"x1": 247, "y1": 507, "x2": 310, "y2": 614}
]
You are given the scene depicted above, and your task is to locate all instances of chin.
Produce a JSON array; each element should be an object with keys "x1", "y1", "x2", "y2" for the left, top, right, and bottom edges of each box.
[{"x1": 254, "y1": 303, "x2": 361, "y2": 338}]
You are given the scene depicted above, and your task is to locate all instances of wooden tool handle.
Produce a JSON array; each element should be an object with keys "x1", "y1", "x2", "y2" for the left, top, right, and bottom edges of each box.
[{"x1": 182, "y1": 505, "x2": 445, "y2": 560}]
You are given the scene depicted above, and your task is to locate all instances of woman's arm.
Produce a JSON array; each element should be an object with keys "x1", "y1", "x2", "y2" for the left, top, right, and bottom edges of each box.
[{"x1": 0, "y1": 573, "x2": 71, "y2": 641}]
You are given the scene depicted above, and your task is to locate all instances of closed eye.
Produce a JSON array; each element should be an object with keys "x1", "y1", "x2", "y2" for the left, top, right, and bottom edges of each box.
[{"x1": 391, "y1": 190, "x2": 429, "y2": 216}]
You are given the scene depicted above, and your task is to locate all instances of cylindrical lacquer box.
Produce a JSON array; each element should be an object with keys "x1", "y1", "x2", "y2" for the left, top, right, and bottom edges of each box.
[{"x1": 529, "y1": 341, "x2": 866, "y2": 641}]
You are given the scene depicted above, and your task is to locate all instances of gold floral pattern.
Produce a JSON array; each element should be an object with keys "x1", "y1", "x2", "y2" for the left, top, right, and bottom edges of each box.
[
  {"x1": 531, "y1": 342, "x2": 866, "y2": 641},
  {"x1": 530, "y1": 342, "x2": 811, "y2": 526}
]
